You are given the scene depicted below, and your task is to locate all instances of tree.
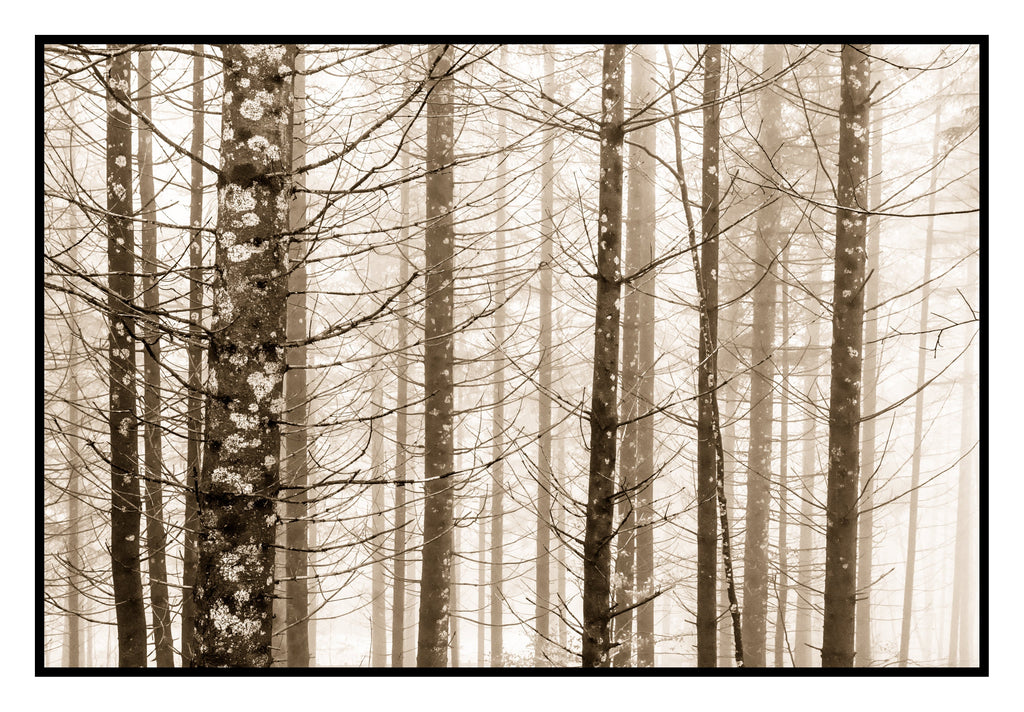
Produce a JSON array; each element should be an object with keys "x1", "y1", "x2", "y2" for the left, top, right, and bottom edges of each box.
[
  {"x1": 284, "y1": 48, "x2": 311, "y2": 668},
  {"x1": 696, "y1": 42, "x2": 722, "y2": 668},
  {"x1": 821, "y1": 42, "x2": 870, "y2": 669},
  {"x1": 581, "y1": 43, "x2": 625, "y2": 669},
  {"x1": 535, "y1": 44, "x2": 555, "y2": 665},
  {"x1": 181, "y1": 42, "x2": 206, "y2": 669},
  {"x1": 193, "y1": 43, "x2": 297, "y2": 668},
  {"x1": 742, "y1": 43, "x2": 783, "y2": 669},
  {"x1": 105, "y1": 43, "x2": 147, "y2": 668},
  {"x1": 137, "y1": 48, "x2": 175, "y2": 668},
  {"x1": 416, "y1": 43, "x2": 456, "y2": 668}
]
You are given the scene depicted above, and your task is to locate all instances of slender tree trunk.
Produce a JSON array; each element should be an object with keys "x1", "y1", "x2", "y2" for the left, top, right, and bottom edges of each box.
[
  {"x1": 181, "y1": 44, "x2": 205, "y2": 667},
  {"x1": 371, "y1": 378, "x2": 387, "y2": 666},
  {"x1": 137, "y1": 49, "x2": 175, "y2": 668},
  {"x1": 106, "y1": 43, "x2": 147, "y2": 668},
  {"x1": 478, "y1": 489, "x2": 486, "y2": 667},
  {"x1": 393, "y1": 97, "x2": 413, "y2": 668},
  {"x1": 556, "y1": 432, "x2": 568, "y2": 650},
  {"x1": 898, "y1": 109, "x2": 942, "y2": 668},
  {"x1": 821, "y1": 43, "x2": 870, "y2": 669},
  {"x1": 193, "y1": 43, "x2": 296, "y2": 668},
  {"x1": 856, "y1": 102, "x2": 883, "y2": 667},
  {"x1": 416, "y1": 43, "x2": 456, "y2": 668},
  {"x1": 794, "y1": 305, "x2": 821, "y2": 667},
  {"x1": 66, "y1": 237, "x2": 83, "y2": 667},
  {"x1": 696, "y1": 43, "x2": 722, "y2": 668},
  {"x1": 450, "y1": 496, "x2": 460, "y2": 668},
  {"x1": 742, "y1": 43, "x2": 783, "y2": 669},
  {"x1": 773, "y1": 271, "x2": 790, "y2": 668},
  {"x1": 632, "y1": 44, "x2": 659, "y2": 670},
  {"x1": 581, "y1": 43, "x2": 625, "y2": 669},
  {"x1": 948, "y1": 317, "x2": 976, "y2": 666},
  {"x1": 283, "y1": 49, "x2": 311, "y2": 668},
  {"x1": 535, "y1": 44, "x2": 555, "y2": 666}
]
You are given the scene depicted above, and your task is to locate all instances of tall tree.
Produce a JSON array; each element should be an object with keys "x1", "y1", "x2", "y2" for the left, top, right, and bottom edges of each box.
[
  {"x1": 392, "y1": 73, "x2": 413, "y2": 667},
  {"x1": 137, "y1": 48, "x2": 175, "y2": 668},
  {"x1": 742, "y1": 43, "x2": 783, "y2": 668},
  {"x1": 284, "y1": 49, "x2": 311, "y2": 668},
  {"x1": 181, "y1": 44, "x2": 205, "y2": 667},
  {"x1": 105, "y1": 43, "x2": 147, "y2": 668},
  {"x1": 855, "y1": 101, "x2": 883, "y2": 667},
  {"x1": 773, "y1": 266, "x2": 791, "y2": 667},
  {"x1": 371, "y1": 377, "x2": 387, "y2": 666},
  {"x1": 898, "y1": 108, "x2": 942, "y2": 668},
  {"x1": 489, "y1": 52, "x2": 508, "y2": 666},
  {"x1": 193, "y1": 43, "x2": 296, "y2": 668},
  {"x1": 696, "y1": 42, "x2": 722, "y2": 668},
  {"x1": 581, "y1": 43, "x2": 625, "y2": 669},
  {"x1": 821, "y1": 42, "x2": 870, "y2": 669},
  {"x1": 416, "y1": 43, "x2": 456, "y2": 668},
  {"x1": 535, "y1": 44, "x2": 555, "y2": 666},
  {"x1": 632, "y1": 43, "x2": 659, "y2": 670}
]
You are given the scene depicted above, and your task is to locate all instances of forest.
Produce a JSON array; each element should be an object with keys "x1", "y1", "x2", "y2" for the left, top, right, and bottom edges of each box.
[{"x1": 41, "y1": 42, "x2": 982, "y2": 669}]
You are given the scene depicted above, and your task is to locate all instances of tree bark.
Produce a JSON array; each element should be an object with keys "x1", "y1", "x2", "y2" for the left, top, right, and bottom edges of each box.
[
  {"x1": 181, "y1": 44, "x2": 205, "y2": 667},
  {"x1": 696, "y1": 42, "x2": 722, "y2": 669},
  {"x1": 284, "y1": 49, "x2": 310, "y2": 668},
  {"x1": 193, "y1": 43, "x2": 296, "y2": 668},
  {"x1": 581, "y1": 43, "x2": 625, "y2": 669},
  {"x1": 416, "y1": 43, "x2": 456, "y2": 668},
  {"x1": 821, "y1": 42, "x2": 870, "y2": 669},
  {"x1": 137, "y1": 48, "x2": 175, "y2": 668},
  {"x1": 106, "y1": 43, "x2": 148, "y2": 668},
  {"x1": 855, "y1": 101, "x2": 883, "y2": 667}
]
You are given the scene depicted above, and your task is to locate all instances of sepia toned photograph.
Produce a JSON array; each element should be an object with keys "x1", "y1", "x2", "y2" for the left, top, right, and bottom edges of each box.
[{"x1": 40, "y1": 40, "x2": 983, "y2": 671}]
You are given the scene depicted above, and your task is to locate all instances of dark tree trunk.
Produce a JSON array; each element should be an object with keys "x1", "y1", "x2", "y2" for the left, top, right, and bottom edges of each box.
[
  {"x1": 181, "y1": 44, "x2": 205, "y2": 668},
  {"x1": 696, "y1": 42, "x2": 722, "y2": 669},
  {"x1": 106, "y1": 43, "x2": 147, "y2": 668},
  {"x1": 284, "y1": 50, "x2": 310, "y2": 668},
  {"x1": 742, "y1": 43, "x2": 783, "y2": 669},
  {"x1": 416, "y1": 43, "x2": 456, "y2": 668},
  {"x1": 581, "y1": 43, "x2": 625, "y2": 669},
  {"x1": 371, "y1": 378, "x2": 387, "y2": 666},
  {"x1": 137, "y1": 49, "x2": 175, "y2": 668},
  {"x1": 193, "y1": 43, "x2": 296, "y2": 668},
  {"x1": 821, "y1": 42, "x2": 871, "y2": 669},
  {"x1": 535, "y1": 44, "x2": 554, "y2": 666}
]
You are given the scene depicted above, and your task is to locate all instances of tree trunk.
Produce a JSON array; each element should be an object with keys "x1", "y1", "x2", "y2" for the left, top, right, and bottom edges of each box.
[
  {"x1": 137, "y1": 48, "x2": 175, "y2": 668},
  {"x1": 897, "y1": 109, "x2": 942, "y2": 668},
  {"x1": 284, "y1": 49, "x2": 311, "y2": 668},
  {"x1": 581, "y1": 43, "x2": 625, "y2": 669},
  {"x1": 106, "y1": 43, "x2": 147, "y2": 668},
  {"x1": 535, "y1": 44, "x2": 554, "y2": 666},
  {"x1": 794, "y1": 304, "x2": 821, "y2": 667},
  {"x1": 416, "y1": 43, "x2": 456, "y2": 668},
  {"x1": 631, "y1": 44, "x2": 659, "y2": 670},
  {"x1": 821, "y1": 42, "x2": 870, "y2": 669},
  {"x1": 773, "y1": 270, "x2": 790, "y2": 667},
  {"x1": 489, "y1": 47, "x2": 508, "y2": 668},
  {"x1": 193, "y1": 43, "x2": 296, "y2": 668},
  {"x1": 371, "y1": 378, "x2": 387, "y2": 666},
  {"x1": 855, "y1": 101, "x2": 883, "y2": 667},
  {"x1": 181, "y1": 44, "x2": 205, "y2": 668},
  {"x1": 393, "y1": 83, "x2": 413, "y2": 666},
  {"x1": 66, "y1": 236, "x2": 83, "y2": 667},
  {"x1": 742, "y1": 43, "x2": 783, "y2": 669},
  {"x1": 696, "y1": 42, "x2": 722, "y2": 669}
]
